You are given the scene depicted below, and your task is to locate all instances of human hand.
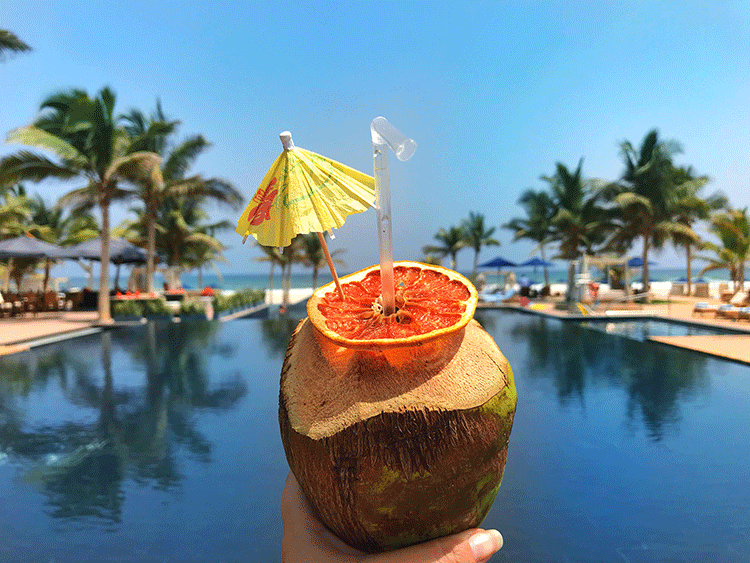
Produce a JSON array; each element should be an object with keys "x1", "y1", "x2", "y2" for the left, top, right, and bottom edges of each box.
[{"x1": 281, "y1": 472, "x2": 503, "y2": 563}]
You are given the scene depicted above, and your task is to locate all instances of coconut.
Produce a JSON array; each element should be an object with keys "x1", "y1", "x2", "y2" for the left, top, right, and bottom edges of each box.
[{"x1": 279, "y1": 317, "x2": 516, "y2": 553}]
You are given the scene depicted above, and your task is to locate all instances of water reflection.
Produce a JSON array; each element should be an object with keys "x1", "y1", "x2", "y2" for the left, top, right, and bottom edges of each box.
[
  {"x1": 260, "y1": 314, "x2": 305, "y2": 358},
  {"x1": 503, "y1": 313, "x2": 710, "y2": 440},
  {"x1": 0, "y1": 321, "x2": 246, "y2": 522}
]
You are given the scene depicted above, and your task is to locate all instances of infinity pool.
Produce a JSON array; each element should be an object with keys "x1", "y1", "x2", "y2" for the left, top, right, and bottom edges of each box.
[
  {"x1": 583, "y1": 317, "x2": 746, "y2": 341},
  {"x1": 1, "y1": 311, "x2": 749, "y2": 562}
]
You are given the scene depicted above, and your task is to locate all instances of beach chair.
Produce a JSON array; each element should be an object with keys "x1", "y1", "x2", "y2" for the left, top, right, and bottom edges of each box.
[
  {"x1": 737, "y1": 307, "x2": 750, "y2": 322},
  {"x1": 714, "y1": 304, "x2": 736, "y2": 319},
  {"x1": 693, "y1": 283, "x2": 710, "y2": 298},
  {"x1": 0, "y1": 293, "x2": 14, "y2": 317},
  {"x1": 576, "y1": 302, "x2": 594, "y2": 315},
  {"x1": 479, "y1": 288, "x2": 517, "y2": 303},
  {"x1": 692, "y1": 302, "x2": 717, "y2": 316}
]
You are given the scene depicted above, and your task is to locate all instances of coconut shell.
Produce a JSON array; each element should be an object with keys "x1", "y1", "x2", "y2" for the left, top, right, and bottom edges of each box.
[{"x1": 279, "y1": 318, "x2": 516, "y2": 552}]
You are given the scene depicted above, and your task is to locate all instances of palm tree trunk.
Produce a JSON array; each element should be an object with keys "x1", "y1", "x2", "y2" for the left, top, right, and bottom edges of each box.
[
  {"x1": 541, "y1": 245, "x2": 550, "y2": 287},
  {"x1": 98, "y1": 199, "x2": 112, "y2": 323},
  {"x1": 473, "y1": 249, "x2": 479, "y2": 277},
  {"x1": 642, "y1": 236, "x2": 650, "y2": 295},
  {"x1": 282, "y1": 262, "x2": 290, "y2": 306},
  {"x1": 268, "y1": 262, "x2": 275, "y2": 295},
  {"x1": 312, "y1": 266, "x2": 319, "y2": 290},
  {"x1": 43, "y1": 260, "x2": 51, "y2": 293},
  {"x1": 566, "y1": 261, "x2": 575, "y2": 302},
  {"x1": 146, "y1": 203, "x2": 157, "y2": 294},
  {"x1": 3, "y1": 258, "x2": 12, "y2": 292},
  {"x1": 686, "y1": 245, "x2": 692, "y2": 296}
]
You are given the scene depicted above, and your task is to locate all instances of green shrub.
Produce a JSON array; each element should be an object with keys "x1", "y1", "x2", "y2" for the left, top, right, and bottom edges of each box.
[
  {"x1": 144, "y1": 299, "x2": 170, "y2": 315},
  {"x1": 112, "y1": 300, "x2": 143, "y2": 317},
  {"x1": 179, "y1": 298, "x2": 206, "y2": 316},
  {"x1": 211, "y1": 288, "x2": 266, "y2": 313}
]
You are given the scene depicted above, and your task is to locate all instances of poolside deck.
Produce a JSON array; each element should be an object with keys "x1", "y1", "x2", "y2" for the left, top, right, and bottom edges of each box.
[
  {"x1": 490, "y1": 295, "x2": 750, "y2": 365},
  {"x1": 0, "y1": 311, "x2": 101, "y2": 355},
  {"x1": 2, "y1": 296, "x2": 750, "y2": 364}
]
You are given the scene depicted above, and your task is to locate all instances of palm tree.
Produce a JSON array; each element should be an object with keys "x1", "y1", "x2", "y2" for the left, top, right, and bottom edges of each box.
[
  {"x1": 422, "y1": 226, "x2": 467, "y2": 270},
  {"x1": 462, "y1": 212, "x2": 499, "y2": 277},
  {"x1": 503, "y1": 189, "x2": 556, "y2": 287},
  {"x1": 119, "y1": 102, "x2": 243, "y2": 292},
  {"x1": 279, "y1": 237, "x2": 302, "y2": 307},
  {"x1": 698, "y1": 208, "x2": 750, "y2": 292},
  {"x1": 0, "y1": 30, "x2": 31, "y2": 61},
  {"x1": 0, "y1": 184, "x2": 31, "y2": 291},
  {"x1": 26, "y1": 194, "x2": 72, "y2": 292},
  {"x1": 0, "y1": 184, "x2": 31, "y2": 238},
  {"x1": 298, "y1": 232, "x2": 345, "y2": 290},
  {"x1": 119, "y1": 195, "x2": 230, "y2": 290},
  {"x1": 63, "y1": 212, "x2": 101, "y2": 289},
  {"x1": 182, "y1": 240, "x2": 228, "y2": 289},
  {"x1": 605, "y1": 129, "x2": 689, "y2": 293},
  {"x1": 669, "y1": 166, "x2": 727, "y2": 295},
  {"x1": 255, "y1": 244, "x2": 283, "y2": 297},
  {"x1": 545, "y1": 159, "x2": 611, "y2": 301},
  {"x1": 0, "y1": 87, "x2": 162, "y2": 322}
]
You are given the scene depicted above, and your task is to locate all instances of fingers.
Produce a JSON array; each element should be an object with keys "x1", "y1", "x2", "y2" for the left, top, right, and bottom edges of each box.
[
  {"x1": 281, "y1": 472, "x2": 366, "y2": 562},
  {"x1": 283, "y1": 471, "x2": 504, "y2": 563},
  {"x1": 366, "y1": 528, "x2": 503, "y2": 563},
  {"x1": 468, "y1": 530, "x2": 503, "y2": 562}
]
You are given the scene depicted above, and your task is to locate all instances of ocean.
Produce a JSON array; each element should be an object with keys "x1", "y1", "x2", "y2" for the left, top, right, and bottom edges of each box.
[{"x1": 57, "y1": 266, "x2": 733, "y2": 292}]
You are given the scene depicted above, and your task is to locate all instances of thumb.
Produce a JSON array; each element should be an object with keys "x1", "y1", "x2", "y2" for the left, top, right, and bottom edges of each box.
[{"x1": 368, "y1": 528, "x2": 503, "y2": 563}]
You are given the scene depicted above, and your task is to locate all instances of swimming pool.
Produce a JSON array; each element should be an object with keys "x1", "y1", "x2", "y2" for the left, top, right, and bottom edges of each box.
[
  {"x1": 1, "y1": 310, "x2": 748, "y2": 562},
  {"x1": 582, "y1": 317, "x2": 747, "y2": 341}
]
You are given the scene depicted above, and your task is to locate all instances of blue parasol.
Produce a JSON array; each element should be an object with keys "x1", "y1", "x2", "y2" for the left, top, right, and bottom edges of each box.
[{"x1": 479, "y1": 256, "x2": 517, "y2": 269}]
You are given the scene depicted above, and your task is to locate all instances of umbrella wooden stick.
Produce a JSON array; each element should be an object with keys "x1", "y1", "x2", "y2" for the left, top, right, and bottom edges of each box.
[{"x1": 317, "y1": 232, "x2": 344, "y2": 300}]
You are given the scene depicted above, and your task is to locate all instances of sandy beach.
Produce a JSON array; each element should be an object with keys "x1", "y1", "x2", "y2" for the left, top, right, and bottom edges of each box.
[{"x1": 264, "y1": 287, "x2": 314, "y2": 305}]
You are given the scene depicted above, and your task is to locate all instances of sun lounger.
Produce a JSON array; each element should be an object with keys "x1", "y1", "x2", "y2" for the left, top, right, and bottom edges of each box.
[
  {"x1": 576, "y1": 302, "x2": 594, "y2": 315},
  {"x1": 738, "y1": 307, "x2": 750, "y2": 321},
  {"x1": 479, "y1": 288, "x2": 517, "y2": 303},
  {"x1": 724, "y1": 307, "x2": 743, "y2": 320},
  {"x1": 693, "y1": 283, "x2": 710, "y2": 298},
  {"x1": 715, "y1": 304, "x2": 737, "y2": 319},
  {"x1": 693, "y1": 302, "x2": 717, "y2": 316}
]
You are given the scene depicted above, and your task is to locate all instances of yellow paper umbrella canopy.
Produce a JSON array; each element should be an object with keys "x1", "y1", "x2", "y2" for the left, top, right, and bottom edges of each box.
[{"x1": 236, "y1": 132, "x2": 375, "y2": 248}]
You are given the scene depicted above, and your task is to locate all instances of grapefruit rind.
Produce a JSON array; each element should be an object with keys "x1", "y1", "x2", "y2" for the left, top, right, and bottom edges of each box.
[{"x1": 307, "y1": 261, "x2": 478, "y2": 349}]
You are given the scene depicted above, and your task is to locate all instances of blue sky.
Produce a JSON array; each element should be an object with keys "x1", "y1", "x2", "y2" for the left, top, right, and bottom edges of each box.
[{"x1": 2, "y1": 0, "x2": 749, "y2": 277}]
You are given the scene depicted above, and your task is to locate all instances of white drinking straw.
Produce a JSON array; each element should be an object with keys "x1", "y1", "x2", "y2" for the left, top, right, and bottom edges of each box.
[{"x1": 370, "y1": 117, "x2": 417, "y2": 315}]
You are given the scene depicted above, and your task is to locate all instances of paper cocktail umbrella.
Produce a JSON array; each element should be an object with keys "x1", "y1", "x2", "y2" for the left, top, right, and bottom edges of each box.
[{"x1": 236, "y1": 131, "x2": 375, "y2": 298}]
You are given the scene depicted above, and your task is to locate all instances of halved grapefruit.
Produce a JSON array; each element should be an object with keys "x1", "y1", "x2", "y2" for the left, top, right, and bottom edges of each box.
[{"x1": 307, "y1": 261, "x2": 478, "y2": 349}]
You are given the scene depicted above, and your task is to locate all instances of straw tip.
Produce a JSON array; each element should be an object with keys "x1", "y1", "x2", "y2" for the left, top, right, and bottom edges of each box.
[{"x1": 279, "y1": 131, "x2": 294, "y2": 150}]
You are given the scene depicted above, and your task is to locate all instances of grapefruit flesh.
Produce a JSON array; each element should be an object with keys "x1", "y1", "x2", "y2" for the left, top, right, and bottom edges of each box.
[{"x1": 307, "y1": 261, "x2": 478, "y2": 349}]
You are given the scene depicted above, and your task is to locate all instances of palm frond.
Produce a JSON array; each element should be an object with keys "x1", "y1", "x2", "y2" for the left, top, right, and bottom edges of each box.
[
  {"x1": 163, "y1": 135, "x2": 211, "y2": 180},
  {"x1": 616, "y1": 192, "x2": 653, "y2": 212},
  {"x1": 105, "y1": 151, "x2": 163, "y2": 186},
  {"x1": 56, "y1": 184, "x2": 100, "y2": 210},
  {"x1": 6, "y1": 126, "x2": 85, "y2": 163},
  {"x1": 0, "y1": 30, "x2": 32, "y2": 58},
  {"x1": 167, "y1": 175, "x2": 243, "y2": 209},
  {"x1": 0, "y1": 151, "x2": 82, "y2": 183}
]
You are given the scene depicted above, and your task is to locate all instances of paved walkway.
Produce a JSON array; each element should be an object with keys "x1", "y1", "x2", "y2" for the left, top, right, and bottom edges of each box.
[
  {"x1": 650, "y1": 335, "x2": 750, "y2": 364},
  {"x1": 500, "y1": 295, "x2": 750, "y2": 364},
  {"x1": 0, "y1": 311, "x2": 100, "y2": 355}
]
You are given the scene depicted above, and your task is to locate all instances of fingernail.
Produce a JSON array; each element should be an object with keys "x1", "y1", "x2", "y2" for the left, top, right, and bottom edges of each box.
[{"x1": 469, "y1": 529, "x2": 503, "y2": 561}]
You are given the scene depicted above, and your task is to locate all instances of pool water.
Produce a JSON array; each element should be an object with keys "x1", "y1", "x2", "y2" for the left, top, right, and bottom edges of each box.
[
  {"x1": 1, "y1": 311, "x2": 749, "y2": 562},
  {"x1": 583, "y1": 318, "x2": 745, "y2": 341}
]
